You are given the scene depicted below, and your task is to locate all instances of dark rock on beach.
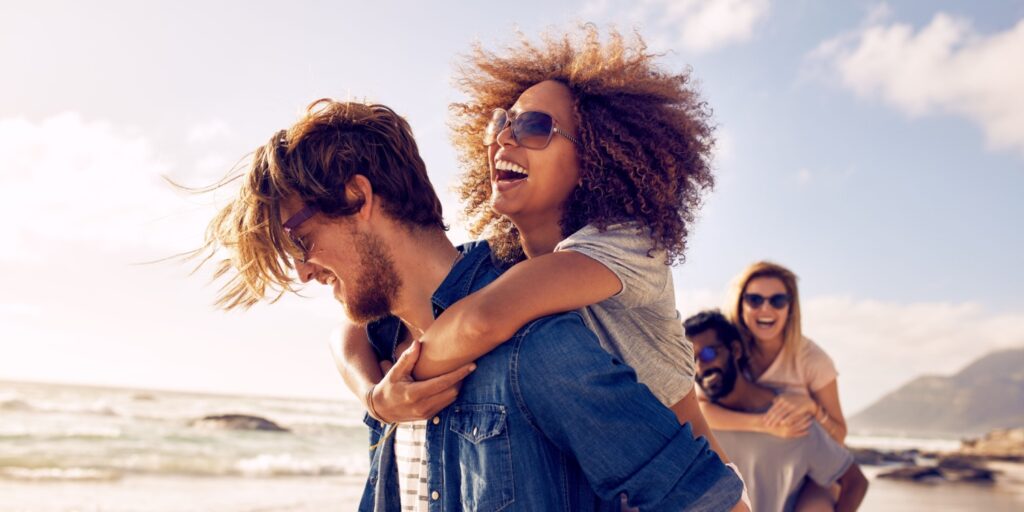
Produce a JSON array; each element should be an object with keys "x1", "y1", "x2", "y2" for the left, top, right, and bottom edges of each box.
[
  {"x1": 936, "y1": 457, "x2": 997, "y2": 483},
  {"x1": 938, "y1": 455, "x2": 983, "y2": 470},
  {"x1": 850, "y1": 447, "x2": 918, "y2": 466},
  {"x1": 189, "y1": 414, "x2": 290, "y2": 433},
  {"x1": 878, "y1": 466, "x2": 943, "y2": 482},
  {"x1": 877, "y1": 456, "x2": 997, "y2": 484}
]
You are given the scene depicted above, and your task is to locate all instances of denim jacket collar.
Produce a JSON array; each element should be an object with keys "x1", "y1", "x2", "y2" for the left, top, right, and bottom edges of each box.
[
  {"x1": 366, "y1": 241, "x2": 493, "y2": 360},
  {"x1": 430, "y1": 241, "x2": 492, "y2": 312}
]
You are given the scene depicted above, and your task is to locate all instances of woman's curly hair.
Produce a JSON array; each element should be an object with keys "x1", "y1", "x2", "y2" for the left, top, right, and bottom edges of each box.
[{"x1": 451, "y1": 25, "x2": 716, "y2": 264}]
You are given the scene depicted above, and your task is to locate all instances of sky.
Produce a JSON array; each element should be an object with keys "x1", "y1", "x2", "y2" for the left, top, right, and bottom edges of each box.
[{"x1": 2, "y1": 0, "x2": 1023, "y2": 416}]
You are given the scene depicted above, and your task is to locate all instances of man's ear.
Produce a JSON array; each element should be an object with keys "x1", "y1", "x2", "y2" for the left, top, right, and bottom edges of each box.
[
  {"x1": 346, "y1": 175, "x2": 375, "y2": 222},
  {"x1": 730, "y1": 339, "x2": 746, "y2": 364}
]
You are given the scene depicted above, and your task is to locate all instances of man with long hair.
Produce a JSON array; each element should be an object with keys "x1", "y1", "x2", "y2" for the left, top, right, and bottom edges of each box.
[{"x1": 196, "y1": 99, "x2": 743, "y2": 510}]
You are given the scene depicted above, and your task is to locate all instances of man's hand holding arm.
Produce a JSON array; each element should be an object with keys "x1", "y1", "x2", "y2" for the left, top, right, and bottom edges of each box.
[
  {"x1": 329, "y1": 321, "x2": 475, "y2": 423},
  {"x1": 371, "y1": 340, "x2": 475, "y2": 423}
]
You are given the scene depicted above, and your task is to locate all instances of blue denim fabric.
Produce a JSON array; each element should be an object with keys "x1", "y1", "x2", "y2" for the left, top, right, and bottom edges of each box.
[{"x1": 359, "y1": 241, "x2": 742, "y2": 511}]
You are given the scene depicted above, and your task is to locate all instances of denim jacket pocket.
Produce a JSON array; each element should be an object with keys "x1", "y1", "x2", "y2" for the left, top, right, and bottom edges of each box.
[{"x1": 449, "y1": 404, "x2": 515, "y2": 511}]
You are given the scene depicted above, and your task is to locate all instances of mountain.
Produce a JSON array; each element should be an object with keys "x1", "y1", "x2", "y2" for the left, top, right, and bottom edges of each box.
[{"x1": 849, "y1": 348, "x2": 1024, "y2": 438}]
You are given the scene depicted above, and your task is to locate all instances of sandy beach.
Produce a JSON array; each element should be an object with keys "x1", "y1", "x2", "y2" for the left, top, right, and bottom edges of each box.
[
  {"x1": 0, "y1": 475, "x2": 365, "y2": 512},
  {"x1": 3, "y1": 463, "x2": 1022, "y2": 511},
  {"x1": 858, "y1": 463, "x2": 1024, "y2": 512}
]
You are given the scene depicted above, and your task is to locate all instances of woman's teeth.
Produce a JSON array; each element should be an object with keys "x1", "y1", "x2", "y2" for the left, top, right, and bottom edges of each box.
[
  {"x1": 755, "y1": 318, "x2": 776, "y2": 327},
  {"x1": 495, "y1": 159, "x2": 528, "y2": 178}
]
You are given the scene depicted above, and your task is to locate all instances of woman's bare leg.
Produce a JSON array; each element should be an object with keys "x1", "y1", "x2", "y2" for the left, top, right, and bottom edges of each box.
[{"x1": 794, "y1": 478, "x2": 838, "y2": 512}]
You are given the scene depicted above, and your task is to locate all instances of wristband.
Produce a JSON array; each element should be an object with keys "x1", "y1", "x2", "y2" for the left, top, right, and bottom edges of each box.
[{"x1": 366, "y1": 384, "x2": 386, "y2": 422}]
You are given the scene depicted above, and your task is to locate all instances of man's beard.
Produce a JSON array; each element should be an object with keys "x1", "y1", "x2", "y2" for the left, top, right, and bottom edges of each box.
[
  {"x1": 697, "y1": 357, "x2": 739, "y2": 402},
  {"x1": 345, "y1": 231, "x2": 401, "y2": 325}
]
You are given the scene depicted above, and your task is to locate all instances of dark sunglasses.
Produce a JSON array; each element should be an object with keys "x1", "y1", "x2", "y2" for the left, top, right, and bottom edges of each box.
[
  {"x1": 742, "y1": 293, "x2": 791, "y2": 309},
  {"x1": 696, "y1": 345, "x2": 724, "y2": 363},
  {"x1": 282, "y1": 204, "x2": 318, "y2": 264},
  {"x1": 482, "y1": 108, "x2": 581, "y2": 150}
]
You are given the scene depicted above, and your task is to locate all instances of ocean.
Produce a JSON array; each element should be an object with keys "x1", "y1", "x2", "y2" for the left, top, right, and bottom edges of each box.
[
  {"x1": 2, "y1": 380, "x2": 1022, "y2": 511},
  {"x1": 0, "y1": 380, "x2": 368, "y2": 511}
]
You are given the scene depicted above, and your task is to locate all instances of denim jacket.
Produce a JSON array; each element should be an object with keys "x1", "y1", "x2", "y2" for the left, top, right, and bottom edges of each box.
[{"x1": 359, "y1": 241, "x2": 742, "y2": 511}]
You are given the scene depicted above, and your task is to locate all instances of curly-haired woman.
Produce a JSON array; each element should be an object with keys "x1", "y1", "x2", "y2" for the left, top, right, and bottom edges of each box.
[{"x1": 333, "y1": 25, "x2": 736, "y2": 479}]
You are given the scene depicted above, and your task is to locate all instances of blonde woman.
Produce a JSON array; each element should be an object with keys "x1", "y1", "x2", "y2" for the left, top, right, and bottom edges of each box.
[{"x1": 701, "y1": 261, "x2": 846, "y2": 511}]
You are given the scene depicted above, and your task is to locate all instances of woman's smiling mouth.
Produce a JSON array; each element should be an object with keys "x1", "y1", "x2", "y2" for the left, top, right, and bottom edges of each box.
[{"x1": 494, "y1": 158, "x2": 529, "y2": 182}]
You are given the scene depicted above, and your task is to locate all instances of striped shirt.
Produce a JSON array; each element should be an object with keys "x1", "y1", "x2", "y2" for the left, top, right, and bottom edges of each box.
[{"x1": 395, "y1": 420, "x2": 429, "y2": 511}]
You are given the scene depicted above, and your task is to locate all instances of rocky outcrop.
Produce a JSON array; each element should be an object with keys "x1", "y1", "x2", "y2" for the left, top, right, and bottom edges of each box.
[
  {"x1": 856, "y1": 429, "x2": 1023, "y2": 485},
  {"x1": 959, "y1": 428, "x2": 1024, "y2": 461},
  {"x1": 189, "y1": 414, "x2": 290, "y2": 433}
]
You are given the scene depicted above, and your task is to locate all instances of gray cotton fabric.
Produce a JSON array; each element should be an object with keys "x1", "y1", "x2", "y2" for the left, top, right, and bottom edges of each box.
[
  {"x1": 714, "y1": 423, "x2": 854, "y2": 512},
  {"x1": 555, "y1": 222, "x2": 695, "y2": 406}
]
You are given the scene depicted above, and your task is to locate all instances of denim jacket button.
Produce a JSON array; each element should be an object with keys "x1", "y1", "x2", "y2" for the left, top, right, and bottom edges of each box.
[
  {"x1": 431, "y1": 490, "x2": 440, "y2": 500},
  {"x1": 432, "y1": 416, "x2": 440, "y2": 425}
]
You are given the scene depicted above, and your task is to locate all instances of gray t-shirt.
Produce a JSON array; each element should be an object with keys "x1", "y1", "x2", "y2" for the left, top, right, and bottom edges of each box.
[
  {"x1": 555, "y1": 222, "x2": 695, "y2": 405},
  {"x1": 715, "y1": 423, "x2": 854, "y2": 512}
]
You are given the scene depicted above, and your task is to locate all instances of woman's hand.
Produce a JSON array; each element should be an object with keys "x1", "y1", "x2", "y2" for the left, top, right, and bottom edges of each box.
[
  {"x1": 761, "y1": 393, "x2": 816, "y2": 438},
  {"x1": 371, "y1": 340, "x2": 476, "y2": 423}
]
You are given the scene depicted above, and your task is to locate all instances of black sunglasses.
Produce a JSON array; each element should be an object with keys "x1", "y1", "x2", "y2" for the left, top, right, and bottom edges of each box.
[
  {"x1": 742, "y1": 293, "x2": 792, "y2": 309},
  {"x1": 483, "y1": 108, "x2": 581, "y2": 149}
]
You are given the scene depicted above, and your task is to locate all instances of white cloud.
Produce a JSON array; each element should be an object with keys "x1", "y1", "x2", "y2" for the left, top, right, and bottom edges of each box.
[
  {"x1": 864, "y1": 2, "x2": 894, "y2": 26},
  {"x1": 810, "y1": 10, "x2": 1024, "y2": 157},
  {"x1": 186, "y1": 153, "x2": 238, "y2": 184},
  {"x1": 0, "y1": 303, "x2": 41, "y2": 318},
  {"x1": 796, "y1": 167, "x2": 812, "y2": 184},
  {"x1": 662, "y1": 0, "x2": 770, "y2": 53},
  {"x1": 804, "y1": 297, "x2": 1024, "y2": 415},
  {"x1": 581, "y1": 0, "x2": 770, "y2": 53},
  {"x1": 0, "y1": 113, "x2": 224, "y2": 261},
  {"x1": 675, "y1": 286, "x2": 1024, "y2": 415},
  {"x1": 186, "y1": 119, "x2": 233, "y2": 144}
]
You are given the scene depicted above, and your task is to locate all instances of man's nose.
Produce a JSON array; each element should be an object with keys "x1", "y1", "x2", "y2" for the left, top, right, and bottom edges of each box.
[{"x1": 295, "y1": 260, "x2": 317, "y2": 283}]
